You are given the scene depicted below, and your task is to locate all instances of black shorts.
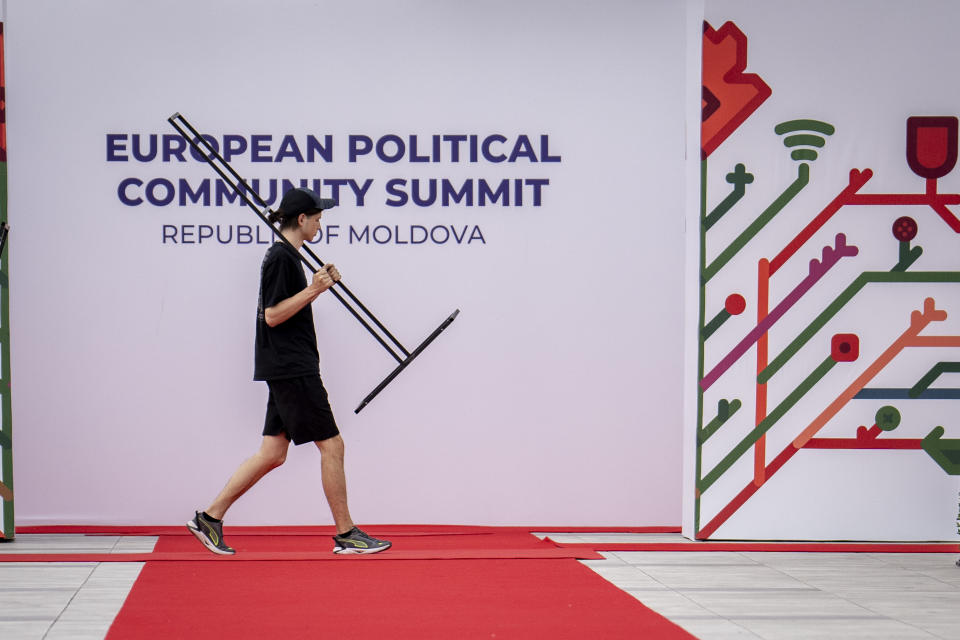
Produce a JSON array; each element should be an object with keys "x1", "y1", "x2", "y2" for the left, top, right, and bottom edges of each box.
[{"x1": 263, "y1": 374, "x2": 340, "y2": 445}]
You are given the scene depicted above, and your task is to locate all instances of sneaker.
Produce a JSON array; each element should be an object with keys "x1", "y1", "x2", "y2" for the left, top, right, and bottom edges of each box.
[
  {"x1": 186, "y1": 511, "x2": 235, "y2": 555},
  {"x1": 332, "y1": 527, "x2": 392, "y2": 554}
]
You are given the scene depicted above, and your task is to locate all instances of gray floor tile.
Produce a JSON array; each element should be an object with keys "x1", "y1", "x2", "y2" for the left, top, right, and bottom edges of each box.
[
  {"x1": 583, "y1": 563, "x2": 671, "y2": 590},
  {"x1": 738, "y1": 552, "x2": 891, "y2": 568},
  {"x1": 841, "y1": 590, "x2": 960, "y2": 621},
  {"x1": 0, "y1": 620, "x2": 52, "y2": 640},
  {"x1": 0, "y1": 590, "x2": 75, "y2": 619},
  {"x1": 0, "y1": 564, "x2": 95, "y2": 589},
  {"x1": 0, "y1": 535, "x2": 121, "y2": 554},
  {"x1": 669, "y1": 617, "x2": 763, "y2": 639},
  {"x1": 110, "y1": 536, "x2": 158, "y2": 554},
  {"x1": 736, "y1": 617, "x2": 939, "y2": 639},
  {"x1": 539, "y1": 532, "x2": 689, "y2": 544},
  {"x1": 45, "y1": 562, "x2": 144, "y2": 639},
  {"x1": 910, "y1": 619, "x2": 960, "y2": 639},
  {"x1": 639, "y1": 564, "x2": 811, "y2": 591},
  {"x1": 625, "y1": 589, "x2": 720, "y2": 618},
  {"x1": 613, "y1": 551, "x2": 758, "y2": 566},
  {"x1": 780, "y1": 568, "x2": 957, "y2": 593},
  {"x1": 680, "y1": 590, "x2": 878, "y2": 618}
]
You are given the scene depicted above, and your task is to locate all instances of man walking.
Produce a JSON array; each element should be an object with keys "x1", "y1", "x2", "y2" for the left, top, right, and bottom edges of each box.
[{"x1": 187, "y1": 187, "x2": 391, "y2": 555}]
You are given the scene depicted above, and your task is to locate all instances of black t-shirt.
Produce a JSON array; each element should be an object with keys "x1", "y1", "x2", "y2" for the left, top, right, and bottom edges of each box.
[{"x1": 253, "y1": 242, "x2": 320, "y2": 381}]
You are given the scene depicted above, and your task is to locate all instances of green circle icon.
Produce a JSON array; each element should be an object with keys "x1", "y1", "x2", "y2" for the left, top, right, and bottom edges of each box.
[{"x1": 875, "y1": 405, "x2": 901, "y2": 431}]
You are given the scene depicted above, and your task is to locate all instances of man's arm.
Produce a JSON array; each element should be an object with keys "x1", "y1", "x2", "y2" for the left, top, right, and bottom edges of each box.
[{"x1": 264, "y1": 264, "x2": 341, "y2": 327}]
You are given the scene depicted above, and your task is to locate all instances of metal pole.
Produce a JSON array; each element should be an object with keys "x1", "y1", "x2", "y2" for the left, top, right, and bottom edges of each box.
[
  {"x1": 170, "y1": 113, "x2": 411, "y2": 358},
  {"x1": 166, "y1": 113, "x2": 459, "y2": 411},
  {"x1": 167, "y1": 115, "x2": 405, "y2": 364}
]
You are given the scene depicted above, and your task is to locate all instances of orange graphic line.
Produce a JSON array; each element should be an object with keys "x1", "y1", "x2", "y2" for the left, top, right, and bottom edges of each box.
[
  {"x1": 907, "y1": 336, "x2": 960, "y2": 347},
  {"x1": 0, "y1": 481, "x2": 11, "y2": 502},
  {"x1": 792, "y1": 299, "x2": 947, "y2": 449},
  {"x1": 754, "y1": 259, "x2": 770, "y2": 486}
]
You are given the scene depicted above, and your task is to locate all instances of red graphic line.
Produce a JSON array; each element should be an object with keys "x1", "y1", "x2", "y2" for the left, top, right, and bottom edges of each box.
[
  {"x1": 804, "y1": 422, "x2": 923, "y2": 449},
  {"x1": 768, "y1": 170, "x2": 871, "y2": 275},
  {"x1": 768, "y1": 170, "x2": 960, "y2": 276},
  {"x1": 848, "y1": 194, "x2": 960, "y2": 205},
  {"x1": 804, "y1": 438, "x2": 922, "y2": 449},
  {"x1": 699, "y1": 428, "x2": 922, "y2": 539},
  {"x1": 698, "y1": 442, "x2": 798, "y2": 539},
  {"x1": 754, "y1": 259, "x2": 770, "y2": 486}
]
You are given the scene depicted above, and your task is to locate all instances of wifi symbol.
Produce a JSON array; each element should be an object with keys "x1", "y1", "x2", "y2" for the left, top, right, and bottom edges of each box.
[{"x1": 775, "y1": 119, "x2": 836, "y2": 161}]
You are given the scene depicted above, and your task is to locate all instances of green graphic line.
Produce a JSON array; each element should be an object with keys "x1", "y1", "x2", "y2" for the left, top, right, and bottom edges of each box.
[
  {"x1": 892, "y1": 241, "x2": 923, "y2": 272},
  {"x1": 758, "y1": 271, "x2": 960, "y2": 385},
  {"x1": 910, "y1": 362, "x2": 960, "y2": 398},
  {"x1": 791, "y1": 149, "x2": 818, "y2": 161},
  {"x1": 922, "y1": 426, "x2": 960, "y2": 475},
  {"x1": 702, "y1": 308, "x2": 731, "y2": 340},
  {"x1": 704, "y1": 164, "x2": 753, "y2": 231},
  {"x1": 703, "y1": 163, "x2": 809, "y2": 283},
  {"x1": 700, "y1": 356, "x2": 836, "y2": 493},
  {"x1": 699, "y1": 399, "x2": 742, "y2": 444},
  {"x1": 695, "y1": 158, "x2": 707, "y2": 534},
  {"x1": 774, "y1": 120, "x2": 836, "y2": 136},
  {"x1": 783, "y1": 134, "x2": 825, "y2": 148},
  {"x1": 0, "y1": 431, "x2": 8, "y2": 449}
]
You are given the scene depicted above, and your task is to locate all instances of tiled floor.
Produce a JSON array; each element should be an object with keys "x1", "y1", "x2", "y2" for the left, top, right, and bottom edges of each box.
[
  {"x1": 552, "y1": 534, "x2": 960, "y2": 639},
  {"x1": 2, "y1": 533, "x2": 960, "y2": 639},
  {"x1": 0, "y1": 536, "x2": 155, "y2": 640}
]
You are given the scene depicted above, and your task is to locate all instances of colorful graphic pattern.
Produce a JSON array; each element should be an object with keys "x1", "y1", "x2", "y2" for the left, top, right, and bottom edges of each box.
[{"x1": 694, "y1": 21, "x2": 960, "y2": 538}]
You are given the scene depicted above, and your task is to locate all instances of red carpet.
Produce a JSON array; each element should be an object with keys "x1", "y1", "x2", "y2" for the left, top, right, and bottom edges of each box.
[
  {"x1": 99, "y1": 528, "x2": 694, "y2": 638},
  {"x1": 0, "y1": 528, "x2": 604, "y2": 562},
  {"x1": 155, "y1": 527, "x2": 558, "y2": 553},
  {"x1": 107, "y1": 558, "x2": 695, "y2": 639}
]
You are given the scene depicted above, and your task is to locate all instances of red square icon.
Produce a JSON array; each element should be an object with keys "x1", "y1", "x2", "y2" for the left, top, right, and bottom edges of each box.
[{"x1": 831, "y1": 333, "x2": 859, "y2": 362}]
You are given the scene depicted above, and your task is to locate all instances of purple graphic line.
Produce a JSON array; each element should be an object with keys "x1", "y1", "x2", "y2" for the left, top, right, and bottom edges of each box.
[{"x1": 700, "y1": 234, "x2": 859, "y2": 391}]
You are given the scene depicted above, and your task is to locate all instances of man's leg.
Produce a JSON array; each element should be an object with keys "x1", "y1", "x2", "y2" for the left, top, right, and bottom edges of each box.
[
  {"x1": 206, "y1": 434, "x2": 290, "y2": 520},
  {"x1": 316, "y1": 435, "x2": 354, "y2": 535}
]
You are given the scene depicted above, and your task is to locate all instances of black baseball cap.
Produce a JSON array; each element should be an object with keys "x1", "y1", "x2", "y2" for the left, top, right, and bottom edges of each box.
[{"x1": 277, "y1": 188, "x2": 337, "y2": 216}]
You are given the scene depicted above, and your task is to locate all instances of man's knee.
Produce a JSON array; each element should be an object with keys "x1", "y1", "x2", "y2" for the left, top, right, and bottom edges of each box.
[
  {"x1": 258, "y1": 436, "x2": 289, "y2": 469},
  {"x1": 316, "y1": 434, "x2": 344, "y2": 459},
  {"x1": 258, "y1": 448, "x2": 287, "y2": 469}
]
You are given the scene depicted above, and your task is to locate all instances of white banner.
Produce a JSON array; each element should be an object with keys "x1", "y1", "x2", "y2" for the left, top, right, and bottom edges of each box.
[{"x1": 9, "y1": 0, "x2": 689, "y2": 526}]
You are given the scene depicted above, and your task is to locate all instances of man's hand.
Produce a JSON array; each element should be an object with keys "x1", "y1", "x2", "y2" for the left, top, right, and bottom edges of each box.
[
  {"x1": 266, "y1": 264, "x2": 343, "y2": 327},
  {"x1": 311, "y1": 264, "x2": 341, "y2": 293},
  {"x1": 324, "y1": 264, "x2": 341, "y2": 283}
]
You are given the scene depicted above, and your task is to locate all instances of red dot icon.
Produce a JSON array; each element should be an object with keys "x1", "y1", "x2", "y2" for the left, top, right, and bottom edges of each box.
[
  {"x1": 892, "y1": 216, "x2": 918, "y2": 242},
  {"x1": 725, "y1": 294, "x2": 746, "y2": 315}
]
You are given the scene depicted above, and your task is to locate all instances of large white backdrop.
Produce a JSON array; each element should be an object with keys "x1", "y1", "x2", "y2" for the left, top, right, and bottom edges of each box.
[{"x1": 8, "y1": 1, "x2": 688, "y2": 526}]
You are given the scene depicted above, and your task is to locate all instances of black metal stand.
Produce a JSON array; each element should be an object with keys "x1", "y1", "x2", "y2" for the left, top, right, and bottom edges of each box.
[{"x1": 167, "y1": 113, "x2": 458, "y2": 413}]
